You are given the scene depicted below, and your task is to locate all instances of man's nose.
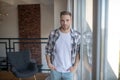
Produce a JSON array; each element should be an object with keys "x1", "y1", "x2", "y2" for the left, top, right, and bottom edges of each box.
[{"x1": 64, "y1": 21, "x2": 67, "y2": 24}]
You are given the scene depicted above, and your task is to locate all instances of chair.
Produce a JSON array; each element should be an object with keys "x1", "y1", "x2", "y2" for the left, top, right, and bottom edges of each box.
[{"x1": 7, "y1": 50, "x2": 38, "y2": 80}]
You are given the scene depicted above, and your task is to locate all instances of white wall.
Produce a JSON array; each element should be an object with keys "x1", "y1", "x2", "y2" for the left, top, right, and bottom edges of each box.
[
  {"x1": 54, "y1": 0, "x2": 67, "y2": 28},
  {"x1": 0, "y1": 0, "x2": 54, "y2": 38},
  {"x1": 41, "y1": 4, "x2": 54, "y2": 37},
  {"x1": 0, "y1": 0, "x2": 54, "y2": 58},
  {"x1": 0, "y1": 0, "x2": 67, "y2": 37},
  {"x1": 0, "y1": 1, "x2": 18, "y2": 38},
  {"x1": 0, "y1": 0, "x2": 67, "y2": 68}
]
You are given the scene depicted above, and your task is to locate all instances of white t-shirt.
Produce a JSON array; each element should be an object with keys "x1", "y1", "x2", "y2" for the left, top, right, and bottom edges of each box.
[{"x1": 53, "y1": 30, "x2": 72, "y2": 73}]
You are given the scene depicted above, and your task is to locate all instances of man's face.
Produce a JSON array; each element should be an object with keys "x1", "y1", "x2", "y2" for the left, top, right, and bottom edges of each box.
[{"x1": 60, "y1": 15, "x2": 72, "y2": 30}]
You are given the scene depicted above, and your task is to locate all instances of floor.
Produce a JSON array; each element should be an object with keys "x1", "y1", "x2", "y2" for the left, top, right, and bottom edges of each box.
[{"x1": 0, "y1": 71, "x2": 49, "y2": 80}]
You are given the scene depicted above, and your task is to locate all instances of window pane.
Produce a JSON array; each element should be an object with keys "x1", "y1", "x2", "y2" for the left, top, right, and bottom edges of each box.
[
  {"x1": 82, "y1": 0, "x2": 93, "y2": 80},
  {"x1": 68, "y1": 0, "x2": 93, "y2": 79},
  {"x1": 105, "y1": 0, "x2": 120, "y2": 79}
]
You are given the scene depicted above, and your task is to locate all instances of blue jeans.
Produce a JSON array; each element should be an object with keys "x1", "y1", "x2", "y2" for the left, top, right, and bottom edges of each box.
[{"x1": 50, "y1": 70, "x2": 73, "y2": 80}]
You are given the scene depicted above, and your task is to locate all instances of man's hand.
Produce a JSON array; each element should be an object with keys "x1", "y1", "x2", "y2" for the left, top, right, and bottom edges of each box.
[
  {"x1": 48, "y1": 63, "x2": 56, "y2": 70},
  {"x1": 67, "y1": 66, "x2": 77, "y2": 72}
]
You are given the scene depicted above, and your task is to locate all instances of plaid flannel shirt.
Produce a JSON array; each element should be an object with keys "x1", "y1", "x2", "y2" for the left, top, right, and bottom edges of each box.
[{"x1": 45, "y1": 28, "x2": 81, "y2": 65}]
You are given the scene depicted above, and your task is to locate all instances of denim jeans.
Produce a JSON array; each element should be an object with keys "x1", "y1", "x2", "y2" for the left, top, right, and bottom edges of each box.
[{"x1": 50, "y1": 70, "x2": 73, "y2": 80}]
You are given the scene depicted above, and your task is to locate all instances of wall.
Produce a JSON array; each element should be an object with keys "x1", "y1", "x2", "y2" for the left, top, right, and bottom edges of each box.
[
  {"x1": 54, "y1": 0, "x2": 67, "y2": 28},
  {"x1": 0, "y1": 0, "x2": 54, "y2": 59},
  {"x1": 0, "y1": 0, "x2": 54, "y2": 38},
  {"x1": 41, "y1": 4, "x2": 54, "y2": 37},
  {"x1": 0, "y1": 0, "x2": 67, "y2": 68},
  {"x1": 0, "y1": 0, "x2": 67, "y2": 37}
]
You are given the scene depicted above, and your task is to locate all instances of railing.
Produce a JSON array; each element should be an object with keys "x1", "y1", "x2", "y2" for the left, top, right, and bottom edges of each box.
[{"x1": 0, "y1": 38, "x2": 50, "y2": 72}]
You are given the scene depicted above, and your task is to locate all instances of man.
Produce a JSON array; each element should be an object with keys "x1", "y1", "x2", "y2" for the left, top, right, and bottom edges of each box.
[{"x1": 45, "y1": 11, "x2": 81, "y2": 80}]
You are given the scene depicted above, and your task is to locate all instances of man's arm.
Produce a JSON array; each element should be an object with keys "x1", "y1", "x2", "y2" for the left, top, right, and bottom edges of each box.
[
  {"x1": 74, "y1": 53, "x2": 80, "y2": 68},
  {"x1": 46, "y1": 54, "x2": 56, "y2": 70},
  {"x1": 69, "y1": 53, "x2": 80, "y2": 72}
]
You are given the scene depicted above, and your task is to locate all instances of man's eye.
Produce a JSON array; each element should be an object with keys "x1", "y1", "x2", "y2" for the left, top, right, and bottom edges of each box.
[
  {"x1": 61, "y1": 20, "x2": 64, "y2": 22},
  {"x1": 66, "y1": 19, "x2": 69, "y2": 21}
]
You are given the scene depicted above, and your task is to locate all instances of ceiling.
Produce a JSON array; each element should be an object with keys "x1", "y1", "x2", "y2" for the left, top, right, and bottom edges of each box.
[{"x1": 0, "y1": 0, "x2": 53, "y2": 5}]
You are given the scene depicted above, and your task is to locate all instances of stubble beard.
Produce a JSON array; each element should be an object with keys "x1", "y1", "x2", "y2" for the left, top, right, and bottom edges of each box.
[{"x1": 60, "y1": 25, "x2": 70, "y2": 32}]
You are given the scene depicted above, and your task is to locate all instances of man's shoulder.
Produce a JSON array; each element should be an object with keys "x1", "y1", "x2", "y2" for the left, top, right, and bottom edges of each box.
[
  {"x1": 50, "y1": 28, "x2": 59, "y2": 35},
  {"x1": 71, "y1": 29, "x2": 81, "y2": 35}
]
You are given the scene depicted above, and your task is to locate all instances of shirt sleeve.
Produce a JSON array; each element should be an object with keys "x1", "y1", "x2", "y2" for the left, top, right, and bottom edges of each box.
[
  {"x1": 76, "y1": 35, "x2": 81, "y2": 54},
  {"x1": 45, "y1": 31, "x2": 54, "y2": 56}
]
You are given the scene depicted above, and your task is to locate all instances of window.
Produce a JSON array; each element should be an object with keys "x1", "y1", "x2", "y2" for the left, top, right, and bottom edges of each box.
[
  {"x1": 67, "y1": 0, "x2": 93, "y2": 80},
  {"x1": 67, "y1": 0, "x2": 120, "y2": 80}
]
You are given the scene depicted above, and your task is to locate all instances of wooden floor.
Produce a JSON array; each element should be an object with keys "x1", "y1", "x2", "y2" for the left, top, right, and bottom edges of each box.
[{"x1": 0, "y1": 71, "x2": 49, "y2": 80}]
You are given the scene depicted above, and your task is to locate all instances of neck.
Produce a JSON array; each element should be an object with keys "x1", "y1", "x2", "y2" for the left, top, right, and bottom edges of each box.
[{"x1": 60, "y1": 27, "x2": 70, "y2": 33}]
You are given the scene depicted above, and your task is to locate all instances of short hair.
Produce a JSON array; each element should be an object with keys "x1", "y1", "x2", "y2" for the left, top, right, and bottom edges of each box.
[{"x1": 60, "y1": 11, "x2": 72, "y2": 17}]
